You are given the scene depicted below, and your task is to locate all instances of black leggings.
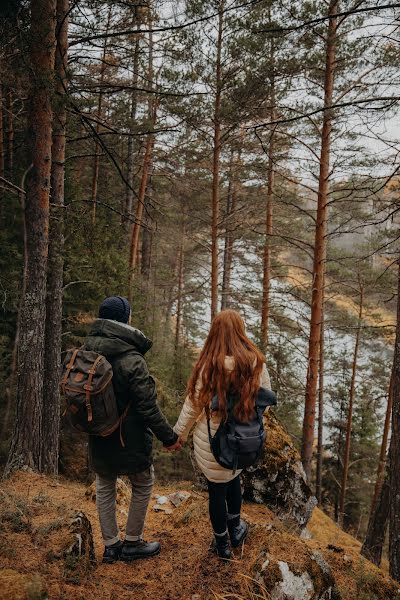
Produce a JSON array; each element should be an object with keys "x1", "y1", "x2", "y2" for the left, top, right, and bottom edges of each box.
[{"x1": 206, "y1": 475, "x2": 242, "y2": 535}]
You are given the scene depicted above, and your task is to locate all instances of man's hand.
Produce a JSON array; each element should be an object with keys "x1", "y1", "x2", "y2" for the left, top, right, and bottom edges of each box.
[{"x1": 163, "y1": 438, "x2": 183, "y2": 452}]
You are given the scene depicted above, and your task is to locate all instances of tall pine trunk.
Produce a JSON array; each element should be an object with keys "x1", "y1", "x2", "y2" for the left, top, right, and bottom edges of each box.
[
  {"x1": 389, "y1": 260, "x2": 400, "y2": 582},
  {"x1": 5, "y1": 0, "x2": 56, "y2": 474},
  {"x1": 221, "y1": 152, "x2": 237, "y2": 310},
  {"x1": 210, "y1": 0, "x2": 224, "y2": 319},
  {"x1": 42, "y1": 0, "x2": 68, "y2": 475},
  {"x1": 91, "y1": 5, "x2": 112, "y2": 225},
  {"x1": 124, "y1": 29, "x2": 141, "y2": 231},
  {"x1": 301, "y1": 0, "x2": 338, "y2": 480},
  {"x1": 0, "y1": 83, "x2": 4, "y2": 180},
  {"x1": 371, "y1": 368, "x2": 393, "y2": 512},
  {"x1": 127, "y1": 23, "x2": 155, "y2": 304},
  {"x1": 6, "y1": 89, "x2": 14, "y2": 177},
  {"x1": 338, "y1": 277, "x2": 363, "y2": 523},
  {"x1": 361, "y1": 448, "x2": 391, "y2": 566},
  {"x1": 316, "y1": 306, "x2": 325, "y2": 504},
  {"x1": 260, "y1": 38, "x2": 275, "y2": 353}
]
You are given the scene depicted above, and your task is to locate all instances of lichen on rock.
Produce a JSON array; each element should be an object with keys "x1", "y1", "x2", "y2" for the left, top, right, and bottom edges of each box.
[
  {"x1": 252, "y1": 525, "x2": 341, "y2": 600},
  {"x1": 242, "y1": 411, "x2": 317, "y2": 532}
]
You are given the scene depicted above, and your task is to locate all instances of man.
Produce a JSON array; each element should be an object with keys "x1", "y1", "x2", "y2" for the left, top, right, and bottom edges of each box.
[{"x1": 83, "y1": 295, "x2": 181, "y2": 564}]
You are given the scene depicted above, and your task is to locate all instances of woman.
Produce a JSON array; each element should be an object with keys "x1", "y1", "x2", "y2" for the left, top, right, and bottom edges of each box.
[{"x1": 174, "y1": 309, "x2": 271, "y2": 560}]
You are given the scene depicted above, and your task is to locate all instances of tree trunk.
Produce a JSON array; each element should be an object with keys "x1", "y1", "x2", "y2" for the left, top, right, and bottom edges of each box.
[
  {"x1": 260, "y1": 38, "x2": 275, "y2": 353},
  {"x1": 91, "y1": 5, "x2": 112, "y2": 225},
  {"x1": 5, "y1": 0, "x2": 56, "y2": 475},
  {"x1": 42, "y1": 0, "x2": 68, "y2": 475},
  {"x1": 221, "y1": 154, "x2": 237, "y2": 311},
  {"x1": 362, "y1": 444, "x2": 391, "y2": 566},
  {"x1": 0, "y1": 83, "x2": 4, "y2": 180},
  {"x1": 141, "y1": 181, "x2": 153, "y2": 279},
  {"x1": 210, "y1": 0, "x2": 224, "y2": 320},
  {"x1": 301, "y1": 0, "x2": 338, "y2": 481},
  {"x1": 362, "y1": 465, "x2": 390, "y2": 566},
  {"x1": 175, "y1": 206, "x2": 185, "y2": 356},
  {"x1": 389, "y1": 260, "x2": 400, "y2": 582},
  {"x1": 127, "y1": 121, "x2": 155, "y2": 303},
  {"x1": 316, "y1": 306, "x2": 325, "y2": 504},
  {"x1": 124, "y1": 29, "x2": 141, "y2": 230},
  {"x1": 339, "y1": 277, "x2": 364, "y2": 524},
  {"x1": 127, "y1": 23, "x2": 155, "y2": 304},
  {"x1": 6, "y1": 89, "x2": 14, "y2": 177},
  {"x1": 370, "y1": 368, "x2": 393, "y2": 513}
]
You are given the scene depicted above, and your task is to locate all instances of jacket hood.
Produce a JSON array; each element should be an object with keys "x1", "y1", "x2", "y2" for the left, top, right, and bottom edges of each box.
[{"x1": 84, "y1": 319, "x2": 153, "y2": 358}]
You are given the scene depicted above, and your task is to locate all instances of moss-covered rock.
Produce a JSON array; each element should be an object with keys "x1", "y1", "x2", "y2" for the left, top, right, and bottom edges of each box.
[{"x1": 242, "y1": 410, "x2": 317, "y2": 531}]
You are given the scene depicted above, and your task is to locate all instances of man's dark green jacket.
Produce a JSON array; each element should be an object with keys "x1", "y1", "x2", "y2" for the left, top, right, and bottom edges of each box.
[{"x1": 83, "y1": 319, "x2": 177, "y2": 475}]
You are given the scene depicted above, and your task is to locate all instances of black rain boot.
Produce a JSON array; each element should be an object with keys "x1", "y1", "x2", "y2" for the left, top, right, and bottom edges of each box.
[
  {"x1": 228, "y1": 517, "x2": 248, "y2": 548},
  {"x1": 213, "y1": 531, "x2": 233, "y2": 561},
  {"x1": 120, "y1": 539, "x2": 161, "y2": 561},
  {"x1": 102, "y1": 540, "x2": 123, "y2": 564}
]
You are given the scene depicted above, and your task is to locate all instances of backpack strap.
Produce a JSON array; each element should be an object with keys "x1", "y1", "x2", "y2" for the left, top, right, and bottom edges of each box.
[
  {"x1": 60, "y1": 348, "x2": 80, "y2": 394},
  {"x1": 206, "y1": 408, "x2": 213, "y2": 445},
  {"x1": 83, "y1": 354, "x2": 103, "y2": 422}
]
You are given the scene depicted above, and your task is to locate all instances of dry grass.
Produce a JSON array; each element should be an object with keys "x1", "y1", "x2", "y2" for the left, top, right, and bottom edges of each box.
[{"x1": 0, "y1": 472, "x2": 398, "y2": 600}]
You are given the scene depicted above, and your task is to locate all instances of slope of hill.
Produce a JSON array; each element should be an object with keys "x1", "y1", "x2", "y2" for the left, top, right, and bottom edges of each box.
[{"x1": 0, "y1": 472, "x2": 398, "y2": 600}]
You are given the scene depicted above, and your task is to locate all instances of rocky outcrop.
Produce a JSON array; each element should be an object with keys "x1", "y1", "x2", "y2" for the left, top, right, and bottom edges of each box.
[
  {"x1": 242, "y1": 411, "x2": 317, "y2": 531},
  {"x1": 253, "y1": 535, "x2": 341, "y2": 600},
  {"x1": 64, "y1": 511, "x2": 95, "y2": 564}
]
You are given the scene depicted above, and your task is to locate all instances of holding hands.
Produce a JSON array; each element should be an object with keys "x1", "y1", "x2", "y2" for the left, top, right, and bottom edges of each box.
[{"x1": 163, "y1": 437, "x2": 184, "y2": 453}]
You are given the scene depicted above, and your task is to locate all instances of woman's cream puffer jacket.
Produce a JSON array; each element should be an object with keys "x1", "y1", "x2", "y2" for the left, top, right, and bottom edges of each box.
[{"x1": 173, "y1": 357, "x2": 271, "y2": 483}]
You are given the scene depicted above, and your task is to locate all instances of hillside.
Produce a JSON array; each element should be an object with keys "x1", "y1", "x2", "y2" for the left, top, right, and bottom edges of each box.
[{"x1": 0, "y1": 472, "x2": 398, "y2": 600}]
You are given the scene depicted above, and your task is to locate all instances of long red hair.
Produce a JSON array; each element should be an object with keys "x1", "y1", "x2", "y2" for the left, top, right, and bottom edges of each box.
[{"x1": 187, "y1": 309, "x2": 265, "y2": 422}]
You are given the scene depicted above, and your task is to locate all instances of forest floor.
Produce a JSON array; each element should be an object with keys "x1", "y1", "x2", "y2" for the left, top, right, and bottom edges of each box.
[{"x1": 0, "y1": 472, "x2": 398, "y2": 600}]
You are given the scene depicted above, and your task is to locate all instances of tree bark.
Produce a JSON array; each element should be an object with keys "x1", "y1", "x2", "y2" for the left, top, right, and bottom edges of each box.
[
  {"x1": 42, "y1": 0, "x2": 68, "y2": 475},
  {"x1": 338, "y1": 277, "x2": 363, "y2": 524},
  {"x1": 389, "y1": 260, "x2": 400, "y2": 582},
  {"x1": 260, "y1": 38, "x2": 275, "y2": 353},
  {"x1": 91, "y1": 5, "x2": 112, "y2": 225},
  {"x1": 124, "y1": 27, "x2": 141, "y2": 231},
  {"x1": 301, "y1": 0, "x2": 338, "y2": 481},
  {"x1": 6, "y1": 89, "x2": 14, "y2": 177},
  {"x1": 127, "y1": 22, "x2": 155, "y2": 304},
  {"x1": 127, "y1": 119, "x2": 155, "y2": 303},
  {"x1": 316, "y1": 305, "x2": 325, "y2": 504},
  {"x1": 370, "y1": 368, "x2": 393, "y2": 513},
  {"x1": 221, "y1": 153, "x2": 237, "y2": 311},
  {"x1": 141, "y1": 181, "x2": 152, "y2": 279},
  {"x1": 362, "y1": 463, "x2": 390, "y2": 566},
  {"x1": 5, "y1": 0, "x2": 56, "y2": 475},
  {"x1": 210, "y1": 0, "x2": 224, "y2": 320},
  {"x1": 0, "y1": 84, "x2": 4, "y2": 180},
  {"x1": 175, "y1": 205, "x2": 185, "y2": 356}
]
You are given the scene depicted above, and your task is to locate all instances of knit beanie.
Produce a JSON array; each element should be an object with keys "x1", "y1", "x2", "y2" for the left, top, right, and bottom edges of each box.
[{"x1": 98, "y1": 296, "x2": 131, "y2": 324}]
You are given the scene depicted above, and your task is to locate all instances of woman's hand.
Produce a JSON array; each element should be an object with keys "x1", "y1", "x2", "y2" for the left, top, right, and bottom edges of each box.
[{"x1": 163, "y1": 437, "x2": 184, "y2": 452}]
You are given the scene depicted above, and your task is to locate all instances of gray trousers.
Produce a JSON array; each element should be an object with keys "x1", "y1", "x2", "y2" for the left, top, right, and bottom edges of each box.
[{"x1": 95, "y1": 466, "x2": 155, "y2": 546}]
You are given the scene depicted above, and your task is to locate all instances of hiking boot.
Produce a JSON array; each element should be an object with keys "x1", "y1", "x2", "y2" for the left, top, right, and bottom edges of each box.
[
  {"x1": 228, "y1": 518, "x2": 248, "y2": 548},
  {"x1": 212, "y1": 532, "x2": 233, "y2": 561},
  {"x1": 102, "y1": 540, "x2": 123, "y2": 564},
  {"x1": 120, "y1": 539, "x2": 161, "y2": 561}
]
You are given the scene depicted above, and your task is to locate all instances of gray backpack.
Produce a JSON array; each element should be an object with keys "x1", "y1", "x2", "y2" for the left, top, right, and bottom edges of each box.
[{"x1": 60, "y1": 348, "x2": 129, "y2": 444}]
